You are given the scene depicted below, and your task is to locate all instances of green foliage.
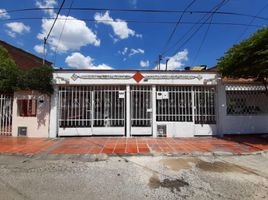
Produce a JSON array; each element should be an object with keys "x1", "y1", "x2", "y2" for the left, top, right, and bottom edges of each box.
[
  {"x1": 0, "y1": 45, "x2": 54, "y2": 95},
  {"x1": 19, "y1": 65, "x2": 54, "y2": 95},
  {"x1": 217, "y1": 27, "x2": 268, "y2": 79},
  {"x1": 0, "y1": 46, "x2": 20, "y2": 93}
]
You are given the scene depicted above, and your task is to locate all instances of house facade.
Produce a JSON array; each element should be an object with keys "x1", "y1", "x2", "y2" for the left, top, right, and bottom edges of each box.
[{"x1": 0, "y1": 42, "x2": 267, "y2": 138}]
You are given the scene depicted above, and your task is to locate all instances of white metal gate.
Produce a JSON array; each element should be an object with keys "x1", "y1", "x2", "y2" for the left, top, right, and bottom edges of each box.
[
  {"x1": 130, "y1": 85, "x2": 152, "y2": 136},
  {"x1": 193, "y1": 86, "x2": 216, "y2": 124},
  {"x1": 58, "y1": 86, "x2": 126, "y2": 136},
  {"x1": 0, "y1": 94, "x2": 13, "y2": 136},
  {"x1": 193, "y1": 86, "x2": 217, "y2": 135}
]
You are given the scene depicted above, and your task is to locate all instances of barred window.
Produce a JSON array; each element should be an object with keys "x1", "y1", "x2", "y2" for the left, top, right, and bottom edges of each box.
[
  {"x1": 17, "y1": 99, "x2": 37, "y2": 117},
  {"x1": 226, "y1": 90, "x2": 268, "y2": 115},
  {"x1": 156, "y1": 86, "x2": 192, "y2": 122}
]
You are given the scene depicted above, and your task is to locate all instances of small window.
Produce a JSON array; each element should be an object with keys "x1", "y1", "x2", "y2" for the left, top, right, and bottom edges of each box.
[
  {"x1": 226, "y1": 91, "x2": 268, "y2": 115},
  {"x1": 17, "y1": 99, "x2": 37, "y2": 117}
]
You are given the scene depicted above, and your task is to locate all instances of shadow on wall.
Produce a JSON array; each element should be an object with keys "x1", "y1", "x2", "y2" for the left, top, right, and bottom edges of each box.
[{"x1": 37, "y1": 95, "x2": 49, "y2": 129}]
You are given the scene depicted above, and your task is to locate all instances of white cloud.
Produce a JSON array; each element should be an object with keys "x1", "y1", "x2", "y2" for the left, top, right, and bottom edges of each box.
[
  {"x1": 0, "y1": 9, "x2": 10, "y2": 19},
  {"x1": 5, "y1": 22, "x2": 30, "y2": 37},
  {"x1": 129, "y1": 48, "x2": 144, "y2": 57},
  {"x1": 35, "y1": 0, "x2": 100, "y2": 53},
  {"x1": 94, "y1": 11, "x2": 141, "y2": 40},
  {"x1": 109, "y1": 33, "x2": 119, "y2": 43},
  {"x1": 36, "y1": 15, "x2": 100, "y2": 53},
  {"x1": 34, "y1": 44, "x2": 46, "y2": 54},
  {"x1": 135, "y1": 34, "x2": 142, "y2": 38},
  {"x1": 65, "y1": 52, "x2": 112, "y2": 70},
  {"x1": 140, "y1": 60, "x2": 149, "y2": 67},
  {"x1": 36, "y1": 0, "x2": 57, "y2": 16},
  {"x1": 158, "y1": 49, "x2": 188, "y2": 70},
  {"x1": 118, "y1": 47, "x2": 128, "y2": 55}
]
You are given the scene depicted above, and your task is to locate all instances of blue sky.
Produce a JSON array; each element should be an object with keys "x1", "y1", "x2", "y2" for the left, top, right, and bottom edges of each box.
[{"x1": 0, "y1": 0, "x2": 267, "y2": 70}]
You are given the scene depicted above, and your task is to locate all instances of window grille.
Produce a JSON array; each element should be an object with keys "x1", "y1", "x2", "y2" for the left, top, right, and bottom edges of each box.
[
  {"x1": 194, "y1": 86, "x2": 216, "y2": 124},
  {"x1": 226, "y1": 90, "x2": 268, "y2": 115},
  {"x1": 156, "y1": 86, "x2": 192, "y2": 122},
  {"x1": 0, "y1": 94, "x2": 13, "y2": 136},
  {"x1": 131, "y1": 85, "x2": 152, "y2": 127},
  {"x1": 58, "y1": 86, "x2": 125, "y2": 128},
  {"x1": 59, "y1": 86, "x2": 92, "y2": 128},
  {"x1": 93, "y1": 86, "x2": 125, "y2": 127},
  {"x1": 17, "y1": 99, "x2": 37, "y2": 117}
]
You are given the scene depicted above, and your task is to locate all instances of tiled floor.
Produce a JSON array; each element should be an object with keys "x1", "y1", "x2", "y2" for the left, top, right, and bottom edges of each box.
[{"x1": 0, "y1": 135, "x2": 268, "y2": 155}]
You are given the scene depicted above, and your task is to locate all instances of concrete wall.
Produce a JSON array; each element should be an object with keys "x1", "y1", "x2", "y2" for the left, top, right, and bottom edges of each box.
[
  {"x1": 12, "y1": 90, "x2": 50, "y2": 138},
  {"x1": 217, "y1": 82, "x2": 268, "y2": 135}
]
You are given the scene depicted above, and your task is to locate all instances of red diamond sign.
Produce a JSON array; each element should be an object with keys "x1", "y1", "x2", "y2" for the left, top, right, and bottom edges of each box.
[{"x1": 132, "y1": 72, "x2": 144, "y2": 83}]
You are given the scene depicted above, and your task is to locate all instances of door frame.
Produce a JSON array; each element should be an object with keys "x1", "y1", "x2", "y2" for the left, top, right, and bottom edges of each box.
[{"x1": 130, "y1": 85, "x2": 153, "y2": 136}]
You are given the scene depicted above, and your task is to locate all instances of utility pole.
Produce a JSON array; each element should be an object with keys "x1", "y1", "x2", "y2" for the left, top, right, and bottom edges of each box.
[
  {"x1": 158, "y1": 55, "x2": 162, "y2": 70},
  {"x1": 43, "y1": 37, "x2": 47, "y2": 66},
  {"x1": 165, "y1": 58, "x2": 170, "y2": 71}
]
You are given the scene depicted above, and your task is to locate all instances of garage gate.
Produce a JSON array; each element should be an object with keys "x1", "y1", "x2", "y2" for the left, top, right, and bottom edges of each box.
[{"x1": 57, "y1": 85, "x2": 216, "y2": 136}]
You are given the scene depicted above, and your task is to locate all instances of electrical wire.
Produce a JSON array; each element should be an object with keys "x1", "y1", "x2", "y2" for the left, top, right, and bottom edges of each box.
[
  {"x1": 191, "y1": 15, "x2": 214, "y2": 65},
  {"x1": 43, "y1": 0, "x2": 66, "y2": 65},
  {"x1": 236, "y1": 2, "x2": 268, "y2": 42},
  {"x1": 0, "y1": 17, "x2": 264, "y2": 27},
  {"x1": 53, "y1": 0, "x2": 74, "y2": 67},
  {"x1": 162, "y1": 0, "x2": 227, "y2": 56},
  {"x1": 161, "y1": 0, "x2": 197, "y2": 53},
  {"x1": 0, "y1": 7, "x2": 267, "y2": 21}
]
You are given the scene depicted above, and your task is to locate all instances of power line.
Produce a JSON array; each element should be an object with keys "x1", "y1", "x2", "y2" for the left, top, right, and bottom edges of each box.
[
  {"x1": 0, "y1": 17, "x2": 264, "y2": 27},
  {"x1": 0, "y1": 7, "x2": 268, "y2": 21},
  {"x1": 236, "y1": 2, "x2": 268, "y2": 42},
  {"x1": 170, "y1": 0, "x2": 229, "y2": 56},
  {"x1": 53, "y1": 0, "x2": 74, "y2": 67},
  {"x1": 161, "y1": 0, "x2": 197, "y2": 53},
  {"x1": 161, "y1": 0, "x2": 227, "y2": 56},
  {"x1": 192, "y1": 15, "x2": 214, "y2": 65},
  {"x1": 43, "y1": 0, "x2": 66, "y2": 65},
  {"x1": 191, "y1": 0, "x2": 229, "y2": 65}
]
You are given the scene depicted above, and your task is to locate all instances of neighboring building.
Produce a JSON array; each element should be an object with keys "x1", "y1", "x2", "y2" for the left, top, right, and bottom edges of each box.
[
  {"x1": 0, "y1": 41, "x2": 52, "y2": 137},
  {"x1": 0, "y1": 41, "x2": 267, "y2": 138}
]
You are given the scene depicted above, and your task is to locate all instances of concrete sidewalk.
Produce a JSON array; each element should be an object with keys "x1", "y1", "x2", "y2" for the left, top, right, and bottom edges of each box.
[{"x1": 0, "y1": 135, "x2": 268, "y2": 156}]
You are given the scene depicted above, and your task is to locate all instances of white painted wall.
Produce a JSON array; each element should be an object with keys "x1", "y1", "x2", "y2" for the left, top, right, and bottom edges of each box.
[
  {"x1": 217, "y1": 82, "x2": 268, "y2": 135},
  {"x1": 53, "y1": 71, "x2": 218, "y2": 86},
  {"x1": 12, "y1": 90, "x2": 50, "y2": 138},
  {"x1": 48, "y1": 86, "x2": 58, "y2": 138},
  {"x1": 50, "y1": 71, "x2": 219, "y2": 138},
  {"x1": 156, "y1": 122, "x2": 195, "y2": 137}
]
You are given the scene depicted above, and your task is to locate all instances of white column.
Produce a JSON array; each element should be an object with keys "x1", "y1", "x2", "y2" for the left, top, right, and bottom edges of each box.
[
  {"x1": 216, "y1": 79, "x2": 226, "y2": 137},
  {"x1": 152, "y1": 85, "x2": 157, "y2": 137},
  {"x1": 48, "y1": 86, "x2": 58, "y2": 138},
  {"x1": 191, "y1": 86, "x2": 196, "y2": 137},
  {"x1": 126, "y1": 85, "x2": 131, "y2": 137}
]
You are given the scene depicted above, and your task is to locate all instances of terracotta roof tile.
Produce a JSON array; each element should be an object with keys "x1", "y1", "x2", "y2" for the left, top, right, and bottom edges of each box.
[{"x1": 0, "y1": 40, "x2": 52, "y2": 71}]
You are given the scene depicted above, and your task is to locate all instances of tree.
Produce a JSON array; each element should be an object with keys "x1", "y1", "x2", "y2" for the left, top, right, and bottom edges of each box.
[
  {"x1": 19, "y1": 65, "x2": 54, "y2": 95},
  {"x1": 217, "y1": 27, "x2": 268, "y2": 82},
  {"x1": 0, "y1": 46, "x2": 20, "y2": 93},
  {"x1": 0, "y1": 45, "x2": 54, "y2": 95}
]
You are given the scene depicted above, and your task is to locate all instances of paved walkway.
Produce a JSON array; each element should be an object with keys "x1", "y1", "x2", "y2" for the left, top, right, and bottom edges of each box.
[{"x1": 0, "y1": 135, "x2": 268, "y2": 156}]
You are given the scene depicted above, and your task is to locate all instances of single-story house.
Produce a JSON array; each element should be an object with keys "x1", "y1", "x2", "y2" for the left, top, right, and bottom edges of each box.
[{"x1": 0, "y1": 41, "x2": 267, "y2": 138}]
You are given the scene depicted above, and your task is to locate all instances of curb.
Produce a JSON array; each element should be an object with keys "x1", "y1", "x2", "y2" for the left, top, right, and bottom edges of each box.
[{"x1": 0, "y1": 150, "x2": 267, "y2": 159}]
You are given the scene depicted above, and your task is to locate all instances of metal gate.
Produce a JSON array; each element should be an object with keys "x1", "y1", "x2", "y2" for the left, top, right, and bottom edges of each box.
[
  {"x1": 0, "y1": 94, "x2": 13, "y2": 136},
  {"x1": 193, "y1": 86, "x2": 216, "y2": 135},
  {"x1": 193, "y1": 86, "x2": 216, "y2": 124},
  {"x1": 58, "y1": 86, "x2": 126, "y2": 136},
  {"x1": 130, "y1": 85, "x2": 152, "y2": 136}
]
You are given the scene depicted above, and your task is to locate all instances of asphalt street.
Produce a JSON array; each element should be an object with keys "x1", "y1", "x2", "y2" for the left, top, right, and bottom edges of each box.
[{"x1": 0, "y1": 153, "x2": 267, "y2": 200}]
